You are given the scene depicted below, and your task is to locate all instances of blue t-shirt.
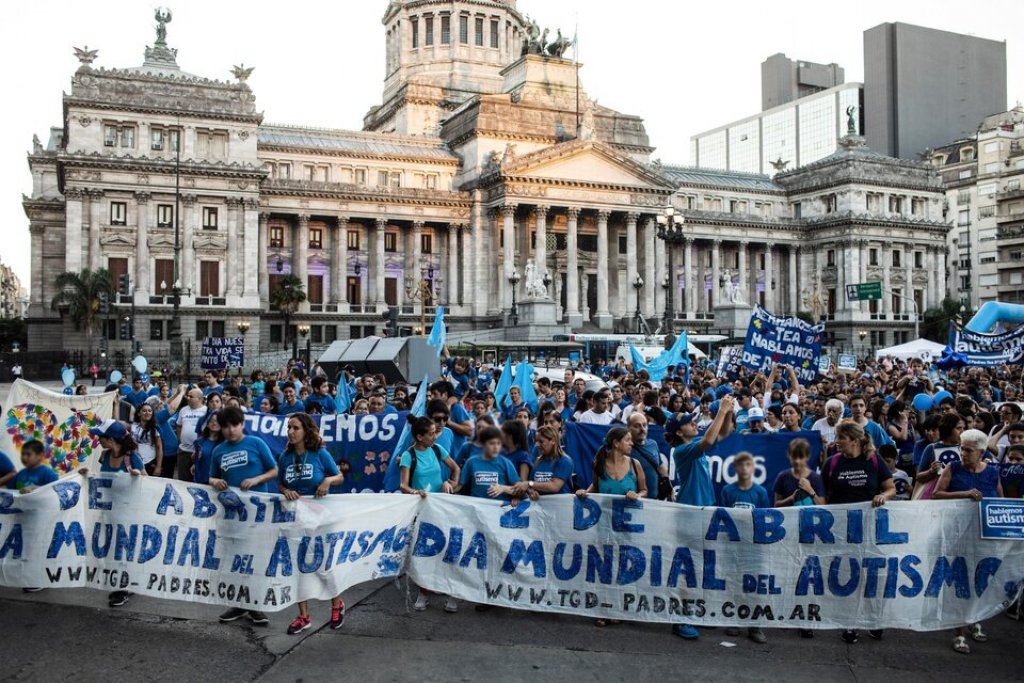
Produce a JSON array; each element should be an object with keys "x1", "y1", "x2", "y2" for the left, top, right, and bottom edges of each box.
[
  {"x1": 532, "y1": 454, "x2": 574, "y2": 494},
  {"x1": 459, "y1": 455, "x2": 519, "y2": 500},
  {"x1": 864, "y1": 419, "x2": 894, "y2": 449},
  {"x1": 504, "y1": 448, "x2": 532, "y2": 478},
  {"x1": 305, "y1": 394, "x2": 337, "y2": 415},
  {"x1": 0, "y1": 452, "x2": 14, "y2": 481},
  {"x1": 278, "y1": 399, "x2": 306, "y2": 416},
  {"x1": 193, "y1": 437, "x2": 222, "y2": 485},
  {"x1": 631, "y1": 438, "x2": 663, "y2": 500},
  {"x1": 277, "y1": 448, "x2": 340, "y2": 496},
  {"x1": 449, "y1": 402, "x2": 471, "y2": 456},
  {"x1": 98, "y1": 450, "x2": 144, "y2": 473},
  {"x1": 435, "y1": 426, "x2": 455, "y2": 455},
  {"x1": 210, "y1": 436, "x2": 278, "y2": 492},
  {"x1": 673, "y1": 441, "x2": 715, "y2": 507},
  {"x1": 12, "y1": 464, "x2": 58, "y2": 491},
  {"x1": 720, "y1": 482, "x2": 771, "y2": 510},
  {"x1": 399, "y1": 444, "x2": 450, "y2": 492},
  {"x1": 125, "y1": 390, "x2": 149, "y2": 409},
  {"x1": 456, "y1": 441, "x2": 484, "y2": 466},
  {"x1": 202, "y1": 384, "x2": 224, "y2": 396},
  {"x1": 155, "y1": 407, "x2": 179, "y2": 456}
]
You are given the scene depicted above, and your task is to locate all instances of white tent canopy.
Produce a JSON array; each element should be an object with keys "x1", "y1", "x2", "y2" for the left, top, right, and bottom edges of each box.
[{"x1": 874, "y1": 338, "x2": 946, "y2": 361}]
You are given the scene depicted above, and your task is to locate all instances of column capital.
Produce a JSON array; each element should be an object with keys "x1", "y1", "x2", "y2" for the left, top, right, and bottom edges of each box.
[
  {"x1": 86, "y1": 188, "x2": 104, "y2": 199},
  {"x1": 596, "y1": 209, "x2": 611, "y2": 221},
  {"x1": 765, "y1": 242, "x2": 776, "y2": 252},
  {"x1": 625, "y1": 212, "x2": 640, "y2": 224},
  {"x1": 297, "y1": 213, "x2": 311, "y2": 226},
  {"x1": 225, "y1": 197, "x2": 243, "y2": 208},
  {"x1": 500, "y1": 204, "x2": 517, "y2": 218},
  {"x1": 64, "y1": 187, "x2": 86, "y2": 201},
  {"x1": 181, "y1": 193, "x2": 197, "y2": 207},
  {"x1": 411, "y1": 220, "x2": 425, "y2": 230},
  {"x1": 259, "y1": 212, "x2": 271, "y2": 222},
  {"x1": 712, "y1": 239, "x2": 722, "y2": 248},
  {"x1": 740, "y1": 240, "x2": 749, "y2": 248},
  {"x1": 375, "y1": 217, "x2": 387, "y2": 229},
  {"x1": 534, "y1": 205, "x2": 550, "y2": 218},
  {"x1": 133, "y1": 191, "x2": 151, "y2": 204},
  {"x1": 449, "y1": 222, "x2": 467, "y2": 232},
  {"x1": 566, "y1": 207, "x2": 581, "y2": 221},
  {"x1": 243, "y1": 198, "x2": 260, "y2": 211},
  {"x1": 336, "y1": 215, "x2": 350, "y2": 228},
  {"x1": 684, "y1": 236, "x2": 695, "y2": 246}
]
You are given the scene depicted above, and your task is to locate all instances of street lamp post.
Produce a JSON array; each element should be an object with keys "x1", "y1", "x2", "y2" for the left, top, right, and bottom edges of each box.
[
  {"x1": 632, "y1": 274, "x2": 644, "y2": 334},
  {"x1": 858, "y1": 329, "x2": 867, "y2": 356},
  {"x1": 405, "y1": 265, "x2": 442, "y2": 336},
  {"x1": 508, "y1": 270, "x2": 521, "y2": 327},
  {"x1": 655, "y1": 206, "x2": 686, "y2": 337},
  {"x1": 298, "y1": 324, "x2": 310, "y2": 368},
  {"x1": 236, "y1": 321, "x2": 250, "y2": 377}
]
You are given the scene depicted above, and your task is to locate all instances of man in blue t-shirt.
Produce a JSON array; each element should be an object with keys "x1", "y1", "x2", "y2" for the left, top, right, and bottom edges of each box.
[
  {"x1": 278, "y1": 385, "x2": 305, "y2": 416},
  {"x1": 664, "y1": 397, "x2": 733, "y2": 641},
  {"x1": 628, "y1": 412, "x2": 668, "y2": 500}
]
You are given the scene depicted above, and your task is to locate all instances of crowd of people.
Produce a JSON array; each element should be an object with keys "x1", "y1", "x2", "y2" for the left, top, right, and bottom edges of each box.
[{"x1": 2, "y1": 351, "x2": 1022, "y2": 652}]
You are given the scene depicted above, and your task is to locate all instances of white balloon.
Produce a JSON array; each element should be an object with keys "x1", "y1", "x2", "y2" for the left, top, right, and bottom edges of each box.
[
  {"x1": 132, "y1": 355, "x2": 148, "y2": 374},
  {"x1": 110, "y1": 370, "x2": 123, "y2": 383}
]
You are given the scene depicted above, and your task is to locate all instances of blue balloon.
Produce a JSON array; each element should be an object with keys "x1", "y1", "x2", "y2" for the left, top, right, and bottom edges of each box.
[
  {"x1": 61, "y1": 368, "x2": 75, "y2": 387},
  {"x1": 932, "y1": 390, "x2": 953, "y2": 407},
  {"x1": 912, "y1": 392, "x2": 933, "y2": 412},
  {"x1": 62, "y1": 386, "x2": 74, "y2": 396},
  {"x1": 109, "y1": 370, "x2": 123, "y2": 384},
  {"x1": 132, "y1": 355, "x2": 148, "y2": 374}
]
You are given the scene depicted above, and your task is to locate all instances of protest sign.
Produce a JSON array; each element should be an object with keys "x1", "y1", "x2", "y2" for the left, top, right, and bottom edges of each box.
[
  {"x1": 818, "y1": 355, "x2": 831, "y2": 375},
  {"x1": 200, "y1": 337, "x2": 245, "y2": 370},
  {"x1": 741, "y1": 306, "x2": 824, "y2": 383},
  {"x1": 716, "y1": 347, "x2": 743, "y2": 381},
  {"x1": 563, "y1": 423, "x2": 822, "y2": 497},
  {"x1": 980, "y1": 499, "x2": 1024, "y2": 540},
  {"x1": 5, "y1": 479, "x2": 1023, "y2": 630},
  {"x1": 951, "y1": 324, "x2": 1024, "y2": 366},
  {"x1": 837, "y1": 354, "x2": 858, "y2": 373},
  {"x1": 1, "y1": 379, "x2": 114, "y2": 475},
  {"x1": 243, "y1": 411, "x2": 407, "y2": 493}
]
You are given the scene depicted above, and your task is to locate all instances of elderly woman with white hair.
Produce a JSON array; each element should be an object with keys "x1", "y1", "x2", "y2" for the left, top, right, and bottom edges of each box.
[
  {"x1": 933, "y1": 427, "x2": 1003, "y2": 654},
  {"x1": 811, "y1": 398, "x2": 844, "y2": 448}
]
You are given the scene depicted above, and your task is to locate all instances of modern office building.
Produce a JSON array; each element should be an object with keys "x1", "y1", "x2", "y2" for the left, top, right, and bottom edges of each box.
[
  {"x1": 761, "y1": 53, "x2": 845, "y2": 111},
  {"x1": 865, "y1": 22, "x2": 1007, "y2": 160},
  {"x1": 690, "y1": 83, "x2": 863, "y2": 176}
]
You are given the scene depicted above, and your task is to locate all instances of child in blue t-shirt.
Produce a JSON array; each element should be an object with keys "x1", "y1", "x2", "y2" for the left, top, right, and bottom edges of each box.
[
  {"x1": 459, "y1": 426, "x2": 520, "y2": 501},
  {"x1": 12, "y1": 440, "x2": 58, "y2": 493},
  {"x1": 208, "y1": 407, "x2": 279, "y2": 493},
  {"x1": 718, "y1": 451, "x2": 769, "y2": 644}
]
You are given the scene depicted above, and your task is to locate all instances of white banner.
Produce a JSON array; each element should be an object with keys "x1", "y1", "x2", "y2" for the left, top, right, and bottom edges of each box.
[
  {"x1": 1, "y1": 379, "x2": 114, "y2": 475},
  {"x1": 408, "y1": 495, "x2": 1024, "y2": 631},
  {"x1": 0, "y1": 476, "x2": 418, "y2": 611},
  {"x1": 1, "y1": 479, "x2": 1023, "y2": 629}
]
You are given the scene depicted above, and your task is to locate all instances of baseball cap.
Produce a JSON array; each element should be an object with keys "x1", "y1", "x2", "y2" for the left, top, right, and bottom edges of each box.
[
  {"x1": 89, "y1": 419, "x2": 128, "y2": 440},
  {"x1": 748, "y1": 406, "x2": 765, "y2": 422},
  {"x1": 665, "y1": 412, "x2": 695, "y2": 433}
]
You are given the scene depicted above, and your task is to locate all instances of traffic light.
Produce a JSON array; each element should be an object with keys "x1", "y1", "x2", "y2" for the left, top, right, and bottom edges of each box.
[
  {"x1": 382, "y1": 307, "x2": 399, "y2": 336},
  {"x1": 98, "y1": 292, "x2": 110, "y2": 315},
  {"x1": 118, "y1": 274, "x2": 131, "y2": 296},
  {"x1": 119, "y1": 317, "x2": 134, "y2": 341}
]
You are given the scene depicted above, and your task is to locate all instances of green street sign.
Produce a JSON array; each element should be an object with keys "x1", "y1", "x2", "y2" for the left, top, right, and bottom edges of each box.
[{"x1": 846, "y1": 282, "x2": 882, "y2": 302}]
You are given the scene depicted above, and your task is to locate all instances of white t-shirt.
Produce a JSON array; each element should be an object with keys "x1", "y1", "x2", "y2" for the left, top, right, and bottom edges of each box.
[
  {"x1": 131, "y1": 423, "x2": 158, "y2": 465},
  {"x1": 177, "y1": 405, "x2": 208, "y2": 452},
  {"x1": 577, "y1": 410, "x2": 615, "y2": 426},
  {"x1": 811, "y1": 417, "x2": 839, "y2": 444}
]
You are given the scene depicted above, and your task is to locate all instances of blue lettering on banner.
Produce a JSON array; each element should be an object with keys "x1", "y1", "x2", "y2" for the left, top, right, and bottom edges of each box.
[{"x1": 741, "y1": 305, "x2": 825, "y2": 383}]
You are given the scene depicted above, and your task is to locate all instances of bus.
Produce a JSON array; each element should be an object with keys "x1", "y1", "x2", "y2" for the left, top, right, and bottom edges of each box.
[{"x1": 552, "y1": 333, "x2": 728, "y2": 363}]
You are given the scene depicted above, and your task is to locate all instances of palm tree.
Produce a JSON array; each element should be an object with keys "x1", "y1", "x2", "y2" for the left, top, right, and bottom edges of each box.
[
  {"x1": 270, "y1": 274, "x2": 306, "y2": 350},
  {"x1": 50, "y1": 268, "x2": 114, "y2": 363}
]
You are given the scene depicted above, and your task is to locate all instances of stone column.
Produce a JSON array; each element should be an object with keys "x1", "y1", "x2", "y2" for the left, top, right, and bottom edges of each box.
[
  {"x1": 373, "y1": 217, "x2": 387, "y2": 311},
  {"x1": 87, "y1": 189, "x2": 104, "y2": 272},
  {"x1": 710, "y1": 239, "x2": 721, "y2": 308},
  {"x1": 411, "y1": 221, "x2": 424, "y2": 310},
  {"x1": 334, "y1": 216, "x2": 349, "y2": 308},
  {"x1": 683, "y1": 236, "x2": 694, "y2": 315},
  {"x1": 295, "y1": 214, "x2": 310, "y2": 309},
  {"x1": 654, "y1": 230, "x2": 666, "y2": 319},
  {"x1": 182, "y1": 195, "x2": 196, "y2": 295},
  {"x1": 258, "y1": 212, "x2": 270, "y2": 302},
  {"x1": 566, "y1": 208, "x2": 581, "y2": 326},
  {"x1": 134, "y1": 192, "x2": 151, "y2": 295},
  {"x1": 926, "y1": 246, "x2": 937, "y2": 310},
  {"x1": 225, "y1": 199, "x2": 241, "y2": 297},
  {"x1": 534, "y1": 206, "x2": 549, "y2": 282},
  {"x1": 29, "y1": 225, "x2": 45, "y2": 316},
  {"x1": 764, "y1": 243, "x2": 775, "y2": 311},
  {"x1": 905, "y1": 245, "x2": 914, "y2": 324},
  {"x1": 471, "y1": 196, "x2": 487, "y2": 317},
  {"x1": 595, "y1": 210, "x2": 611, "y2": 328},
  {"x1": 64, "y1": 188, "x2": 85, "y2": 274},
  {"x1": 643, "y1": 218, "x2": 656, "y2": 317},
  {"x1": 448, "y1": 224, "x2": 461, "y2": 306},
  {"x1": 241, "y1": 199, "x2": 258, "y2": 298},
  {"x1": 738, "y1": 241, "x2": 748, "y2": 303},
  {"x1": 625, "y1": 213, "x2": 639, "y2": 317},
  {"x1": 502, "y1": 205, "x2": 517, "y2": 311},
  {"x1": 788, "y1": 247, "x2": 798, "y2": 315}
]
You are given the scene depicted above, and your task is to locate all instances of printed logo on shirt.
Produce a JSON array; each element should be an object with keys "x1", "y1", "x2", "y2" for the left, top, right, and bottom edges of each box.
[
  {"x1": 534, "y1": 471, "x2": 554, "y2": 483},
  {"x1": 219, "y1": 451, "x2": 250, "y2": 470},
  {"x1": 285, "y1": 463, "x2": 314, "y2": 481},
  {"x1": 732, "y1": 501, "x2": 756, "y2": 510},
  {"x1": 893, "y1": 476, "x2": 911, "y2": 497},
  {"x1": 474, "y1": 471, "x2": 500, "y2": 486},
  {"x1": 836, "y1": 468, "x2": 869, "y2": 489},
  {"x1": 935, "y1": 447, "x2": 961, "y2": 466}
]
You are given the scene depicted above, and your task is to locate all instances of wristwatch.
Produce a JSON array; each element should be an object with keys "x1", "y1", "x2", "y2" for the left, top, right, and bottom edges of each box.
[{"x1": 528, "y1": 480, "x2": 535, "y2": 489}]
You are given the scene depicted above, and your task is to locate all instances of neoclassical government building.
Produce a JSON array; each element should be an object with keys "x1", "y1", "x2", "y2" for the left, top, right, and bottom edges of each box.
[{"x1": 24, "y1": 0, "x2": 952, "y2": 358}]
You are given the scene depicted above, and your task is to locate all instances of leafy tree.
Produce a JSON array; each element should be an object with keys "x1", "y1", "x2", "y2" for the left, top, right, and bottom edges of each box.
[
  {"x1": 921, "y1": 297, "x2": 963, "y2": 344},
  {"x1": 50, "y1": 268, "x2": 114, "y2": 363},
  {"x1": 270, "y1": 274, "x2": 306, "y2": 349}
]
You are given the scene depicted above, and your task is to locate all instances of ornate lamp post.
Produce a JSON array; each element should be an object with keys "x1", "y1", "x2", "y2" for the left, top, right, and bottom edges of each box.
[
  {"x1": 405, "y1": 265, "x2": 442, "y2": 336},
  {"x1": 508, "y1": 270, "x2": 521, "y2": 327},
  {"x1": 298, "y1": 324, "x2": 311, "y2": 368},
  {"x1": 632, "y1": 274, "x2": 644, "y2": 334},
  {"x1": 655, "y1": 206, "x2": 686, "y2": 336}
]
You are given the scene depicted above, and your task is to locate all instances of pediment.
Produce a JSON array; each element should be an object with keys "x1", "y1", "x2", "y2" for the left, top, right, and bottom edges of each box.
[
  {"x1": 499, "y1": 140, "x2": 676, "y2": 191},
  {"x1": 99, "y1": 233, "x2": 135, "y2": 248},
  {"x1": 193, "y1": 233, "x2": 226, "y2": 250},
  {"x1": 149, "y1": 234, "x2": 177, "y2": 249}
]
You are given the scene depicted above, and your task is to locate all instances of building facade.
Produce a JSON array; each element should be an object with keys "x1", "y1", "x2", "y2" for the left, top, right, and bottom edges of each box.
[
  {"x1": 761, "y1": 53, "x2": 845, "y2": 111},
  {"x1": 24, "y1": 2, "x2": 949, "y2": 363},
  {"x1": 931, "y1": 106, "x2": 1024, "y2": 310},
  {"x1": 690, "y1": 83, "x2": 863, "y2": 176},
  {"x1": 865, "y1": 22, "x2": 1007, "y2": 160},
  {"x1": 0, "y1": 262, "x2": 26, "y2": 319}
]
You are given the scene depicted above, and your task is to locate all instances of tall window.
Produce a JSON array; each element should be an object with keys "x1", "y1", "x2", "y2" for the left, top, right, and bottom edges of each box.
[
  {"x1": 110, "y1": 202, "x2": 127, "y2": 226},
  {"x1": 411, "y1": 17, "x2": 419, "y2": 48},
  {"x1": 120, "y1": 126, "x2": 135, "y2": 148},
  {"x1": 421, "y1": 233, "x2": 433, "y2": 254},
  {"x1": 475, "y1": 17, "x2": 484, "y2": 46},
  {"x1": 307, "y1": 275, "x2": 324, "y2": 305},
  {"x1": 202, "y1": 207, "x2": 218, "y2": 230},
  {"x1": 892, "y1": 250, "x2": 902, "y2": 267},
  {"x1": 354, "y1": 168, "x2": 367, "y2": 185},
  {"x1": 490, "y1": 19, "x2": 499, "y2": 47},
  {"x1": 378, "y1": 170, "x2": 389, "y2": 187},
  {"x1": 347, "y1": 276, "x2": 361, "y2": 305},
  {"x1": 270, "y1": 225, "x2": 284, "y2": 248},
  {"x1": 151, "y1": 128, "x2": 164, "y2": 151},
  {"x1": 869, "y1": 248, "x2": 878, "y2": 266},
  {"x1": 150, "y1": 320, "x2": 165, "y2": 341},
  {"x1": 309, "y1": 227, "x2": 323, "y2": 249},
  {"x1": 425, "y1": 16, "x2": 434, "y2": 45},
  {"x1": 347, "y1": 230, "x2": 360, "y2": 249},
  {"x1": 154, "y1": 259, "x2": 174, "y2": 293},
  {"x1": 384, "y1": 232, "x2": 398, "y2": 252},
  {"x1": 441, "y1": 15, "x2": 451, "y2": 43},
  {"x1": 104, "y1": 125, "x2": 117, "y2": 147},
  {"x1": 196, "y1": 130, "x2": 228, "y2": 158},
  {"x1": 385, "y1": 278, "x2": 398, "y2": 306},
  {"x1": 390, "y1": 172, "x2": 402, "y2": 188},
  {"x1": 459, "y1": 15, "x2": 469, "y2": 43},
  {"x1": 157, "y1": 204, "x2": 173, "y2": 228},
  {"x1": 826, "y1": 249, "x2": 835, "y2": 267},
  {"x1": 200, "y1": 261, "x2": 219, "y2": 297},
  {"x1": 107, "y1": 257, "x2": 128, "y2": 285}
]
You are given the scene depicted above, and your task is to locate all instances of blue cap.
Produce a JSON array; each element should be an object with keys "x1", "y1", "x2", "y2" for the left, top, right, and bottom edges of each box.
[
  {"x1": 665, "y1": 412, "x2": 695, "y2": 433},
  {"x1": 89, "y1": 419, "x2": 128, "y2": 441}
]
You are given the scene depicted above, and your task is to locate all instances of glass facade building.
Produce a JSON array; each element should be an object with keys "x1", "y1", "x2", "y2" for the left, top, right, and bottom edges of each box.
[{"x1": 691, "y1": 84, "x2": 863, "y2": 175}]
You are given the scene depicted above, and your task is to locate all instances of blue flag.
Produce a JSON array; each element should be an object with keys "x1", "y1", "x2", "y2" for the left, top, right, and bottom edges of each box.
[
  {"x1": 628, "y1": 332, "x2": 688, "y2": 381},
  {"x1": 383, "y1": 375, "x2": 429, "y2": 492},
  {"x1": 513, "y1": 358, "x2": 539, "y2": 415},
  {"x1": 335, "y1": 377, "x2": 353, "y2": 414},
  {"x1": 493, "y1": 354, "x2": 514, "y2": 408},
  {"x1": 427, "y1": 306, "x2": 446, "y2": 357}
]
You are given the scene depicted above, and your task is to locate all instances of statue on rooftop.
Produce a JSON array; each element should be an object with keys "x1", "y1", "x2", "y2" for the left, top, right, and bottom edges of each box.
[
  {"x1": 73, "y1": 46, "x2": 99, "y2": 66},
  {"x1": 155, "y1": 8, "x2": 173, "y2": 45},
  {"x1": 231, "y1": 64, "x2": 255, "y2": 82},
  {"x1": 846, "y1": 105, "x2": 858, "y2": 136}
]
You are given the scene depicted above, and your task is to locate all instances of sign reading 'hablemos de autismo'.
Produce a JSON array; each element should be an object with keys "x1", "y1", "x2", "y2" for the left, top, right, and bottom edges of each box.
[{"x1": 980, "y1": 499, "x2": 1024, "y2": 540}]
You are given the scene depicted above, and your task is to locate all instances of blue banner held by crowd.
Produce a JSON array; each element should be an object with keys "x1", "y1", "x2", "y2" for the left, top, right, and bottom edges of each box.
[
  {"x1": 950, "y1": 322, "x2": 1024, "y2": 366},
  {"x1": 741, "y1": 305, "x2": 825, "y2": 383}
]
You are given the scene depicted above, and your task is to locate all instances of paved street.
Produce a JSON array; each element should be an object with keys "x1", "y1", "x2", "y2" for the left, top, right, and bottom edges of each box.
[{"x1": 2, "y1": 579, "x2": 1022, "y2": 682}]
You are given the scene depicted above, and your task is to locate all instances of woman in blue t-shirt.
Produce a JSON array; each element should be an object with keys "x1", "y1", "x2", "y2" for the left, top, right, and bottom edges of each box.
[
  {"x1": 519, "y1": 425, "x2": 574, "y2": 497},
  {"x1": 192, "y1": 412, "x2": 223, "y2": 485},
  {"x1": 277, "y1": 413, "x2": 346, "y2": 636}
]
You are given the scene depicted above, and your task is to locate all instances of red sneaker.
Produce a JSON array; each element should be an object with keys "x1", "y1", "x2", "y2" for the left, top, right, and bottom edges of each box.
[
  {"x1": 287, "y1": 614, "x2": 311, "y2": 635},
  {"x1": 330, "y1": 602, "x2": 346, "y2": 630}
]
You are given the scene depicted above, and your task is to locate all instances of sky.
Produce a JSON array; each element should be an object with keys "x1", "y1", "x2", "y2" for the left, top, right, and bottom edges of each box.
[{"x1": 2, "y1": 0, "x2": 1021, "y2": 291}]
